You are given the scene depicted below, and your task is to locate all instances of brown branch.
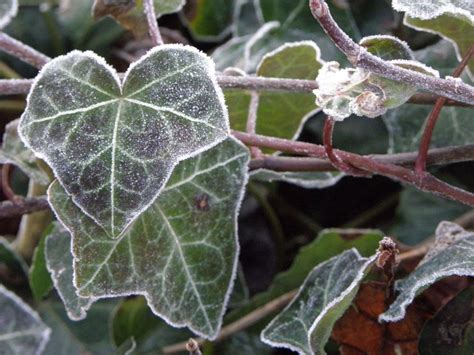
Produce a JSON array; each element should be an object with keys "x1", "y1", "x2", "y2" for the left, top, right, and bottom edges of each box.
[
  {"x1": 162, "y1": 290, "x2": 297, "y2": 354},
  {"x1": 0, "y1": 196, "x2": 49, "y2": 218},
  {"x1": 309, "y1": 0, "x2": 474, "y2": 105},
  {"x1": 0, "y1": 33, "x2": 51, "y2": 69},
  {"x1": 415, "y1": 44, "x2": 474, "y2": 174},
  {"x1": 143, "y1": 0, "x2": 163, "y2": 46}
]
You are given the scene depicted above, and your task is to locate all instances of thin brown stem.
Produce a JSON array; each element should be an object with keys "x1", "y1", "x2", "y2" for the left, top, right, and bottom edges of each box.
[
  {"x1": 0, "y1": 196, "x2": 49, "y2": 218},
  {"x1": 143, "y1": 0, "x2": 164, "y2": 46},
  {"x1": 309, "y1": 0, "x2": 474, "y2": 105},
  {"x1": 0, "y1": 33, "x2": 51, "y2": 69},
  {"x1": 1, "y1": 164, "x2": 20, "y2": 203},
  {"x1": 162, "y1": 290, "x2": 297, "y2": 353},
  {"x1": 414, "y1": 44, "x2": 474, "y2": 174}
]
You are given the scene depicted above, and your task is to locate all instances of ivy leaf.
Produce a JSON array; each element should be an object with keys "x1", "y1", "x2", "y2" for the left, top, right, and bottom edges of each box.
[
  {"x1": 359, "y1": 35, "x2": 414, "y2": 60},
  {"x1": 250, "y1": 170, "x2": 343, "y2": 189},
  {"x1": 45, "y1": 222, "x2": 94, "y2": 321},
  {"x1": 47, "y1": 138, "x2": 249, "y2": 339},
  {"x1": 0, "y1": 283, "x2": 51, "y2": 354},
  {"x1": 404, "y1": 13, "x2": 474, "y2": 78},
  {"x1": 0, "y1": 0, "x2": 17, "y2": 29},
  {"x1": 261, "y1": 248, "x2": 378, "y2": 355},
  {"x1": 391, "y1": 0, "x2": 474, "y2": 21},
  {"x1": 380, "y1": 221, "x2": 474, "y2": 323},
  {"x1": 418, "y1": 285, "x2": 474, "y2": 354},
  {"x1": 0, "y1": 119, "x2": 50, "y2": 185},
  {"x1": 29, "y1": 228, "x2": 54, "y2": 301},
  {"x1": 383, "y1": 40, "x2": 473, "y2": 152},
  {"x1": 19, "y1": 45, "x2": 230, "y2": 238},
  {"x1": 0, "y1": 237, "x2": 28, "y2": 288}
]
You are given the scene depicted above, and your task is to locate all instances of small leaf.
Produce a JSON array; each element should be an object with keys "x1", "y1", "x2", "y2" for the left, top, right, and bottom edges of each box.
[
  {"x1": 47, "y1": 138, "x2": 249, "y2": 339},
  {"x1": 0, "y1": 119, "x2": 50, "y2": 185},
  {"x1": 45, "y1": 222, "x2": 94, "y2": 321},
  {"x1": 359, "y1": 35, "x2": 414, "y2": 60},
  {"x1": 29, "y1": 228, "x2": 54, "y2": 301},
  {"x1": 19, "y1": 45, "x2": 230, "y2": 238},
  {"x1": 0, "y1": 283, "x2": 51, "y2": 354},
  {"x1": 0, "y1": 0, "x2": 17, "y2": 29},
  {"x1": 404, "y1": 12, "x2": 474, "y2": 78},
  {"x1": 261, "y1": 248, "x2": 378, "y2": 355},
  {"x1": 250, "y1": 170, "x2": 343, "y2": 189},
  {"x1": 418, "y1": 285, "x2": 474, "y2": 354},
  {"x1": 380, "y1": 221, "x2": 474, "y2": 323},
  {"x1": 391, "y1": 0, "x2": 474, "y2": 21}
]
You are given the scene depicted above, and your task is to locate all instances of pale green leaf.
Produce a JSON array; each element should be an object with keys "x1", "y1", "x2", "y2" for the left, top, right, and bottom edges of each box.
[
  {"x1": 359, "y1": 35, "x2": 414, "y2": 60},
  {"x1": 0, "y1": 283, "x2": 51, "y2": 355},
  {"x1": 261, "y1": 248, "x2": 378, "y2": 355},
  {"x1": 380, "y1": 221, "x2": 474, "y2": 323},
  {"x1": 47, "y1": 138, "x2": 249, "y2": 339},
  {"x1": 29, "y1": 229, "x2": 53, "y2": 301},
  {"x1": 45, "y1": 222, "x2": 94, "y2": 321},
  {"x1": 0, "y1": 0, "x2": 17, "y2": 29},
  {"x1": 404, "y1": 12, "x2": 474, "y2": 78},
  {"x1": 383, "y1": 40, "x2": 473, "y2": 153},
  {"x1": 0, "y1": 119, "x2": 50, "y2": 185},
  {"x1": 391, "y1": 0, "x2": 474, "y2": 21},
  {"x1": 250, "y1": 170, "x2": 343, "y2": 189},
  {"x1": 19, "y1": 45, "x2": 230, "y2": 238}
]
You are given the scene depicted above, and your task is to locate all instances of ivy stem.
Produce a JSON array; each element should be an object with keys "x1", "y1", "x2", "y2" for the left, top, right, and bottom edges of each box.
[
  {"x1": 0, "y1": 33, "x2": 51, "y2": 69},
  {"x1": 143, "y1": 0, "x2": 164, "y2": 46},
  {"x1": 414, "y1": 44, "x2": 474, "y2": 175},
  {"x1": 246, "y1": 91, "x2": 263, "y2": 158},
  {"x1": 308, "y1": 0, "x2": 474, "y2": 105},
  {"x1": 1, "y1": 164, "x2": 21, "y2": 203},
  {"x1": 323, "y1": 116, "x2": 369, "y2": 177}
]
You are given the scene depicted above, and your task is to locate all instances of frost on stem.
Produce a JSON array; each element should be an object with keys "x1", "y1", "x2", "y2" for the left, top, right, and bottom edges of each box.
[{"x1": 314, "y1": 60, "x2": 439, "y2": 120}]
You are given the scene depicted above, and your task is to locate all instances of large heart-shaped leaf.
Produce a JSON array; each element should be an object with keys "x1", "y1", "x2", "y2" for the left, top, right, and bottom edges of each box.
[
  {"x1": 19, "y1": 45, "x2": 229, "y2": 238},
  {"x1": 391, "y1": 0, "x2": 474, "y2": 21},
  {"x1": 0, "y1": 0, "x2": 17, "y2": 29},
  {"x1": 0, "y1": 283, "x2": 51, "y2": 354},
  {"x1": 47, "y1": 138, "x2": 249, "y2": 339}
]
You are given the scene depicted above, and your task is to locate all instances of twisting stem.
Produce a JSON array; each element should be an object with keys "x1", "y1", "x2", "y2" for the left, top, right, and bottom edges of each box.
[
  {"x1": 323, "y1": 116, "x2": 369, "y2": 176},
  {"x1": 308, "y1": 0, "x2": 474, "y2": 105},
  {"x1": 247, "y1": 91, "x2": 263, "y2": 158},
  {"x1": 1, "y1": 164, "x2": 21, "y2": 203},
  {"x1": 414, "y1": 44, "x2": 474, "y2": 174},
  {"x1": 143, "y1": 0, "x2": 164, "y2": 46},
  {"x1": 0, "y1": 33, "x2": 51, "y2": 69}
]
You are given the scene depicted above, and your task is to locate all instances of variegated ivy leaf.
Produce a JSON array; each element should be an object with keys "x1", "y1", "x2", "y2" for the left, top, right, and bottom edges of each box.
[
  {"x1": 391, "y1": 0, "x2": 474, "y2": 21},
  {"x1": 261, "y1": 248, "x2": 378, "y2": 355},
  {"x1": 404, "y1": 12, "x2": 474, "y2": 79},
  {"x1": 0, "y1": 119, "x2": 50, "y2": 185},
  {"x1": 380, "y1": 221, "x2": 474, "y2": 323},
  {"x1": 314, "y1": 34, "x2": 438, "y2": 121},
  {"x1": 45, "y1": 222, "x2": 94, "y2": 321},
  {"x1": 0, "y1": 0, "x2": 17, "y2": 29},
  {"x1": 47, "y1": 138, "x2": 249, "y2": 339},
  {"x1": 0, "y1": 283, "x2": 51, "y2": 354},
  {"x1": 19, "y1": 45, "x2": 229, "y2": 238}
]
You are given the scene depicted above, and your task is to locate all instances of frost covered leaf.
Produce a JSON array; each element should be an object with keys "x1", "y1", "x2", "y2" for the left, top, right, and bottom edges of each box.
[
  {"x1": 93, "y1": 0, "x2": 185, "y2": 37},
  {"x1": 0, "y1": 0, "x2": 17, "y2": 29},
  {"x1": 314, "y1": 59, "x2": 438, "y2": 121},
  {"x1": 380, "y1": 221, "x2": 474, "y2": 323},
  {"x1": 359, "y1": 35, "x2": 414, "y2": 60},
  {"x1": 19, "y1": 46, "x2": 229, "y2": 238},
  {"x1": 0, "y1": 119, "x2": 50, "y2": 185},
  {"x1": 47, "y1": 138, "x2": 249, "y2": 339},
  {"x1": 45, "y1": 222, "x2": 94, "y2": 321},
  {"x1": 404, "y1": 13, "x2": 474, "y2": 78},
  {"x1": 29, "y1": 230, "x2": 53, "y2": 301},
  {"x1": 226, "y1": 41, "x2": 323, "y2": 148},
  {"x1": 391, "y1": 0, "x2": 474, "y2": 21},
  {"x1": 383, "y1": 40, "x2": 473, "y2": 152},
  {"x1": 250, "y1": 170, "x2": 343, "y2": 189},
  {"x1": 261, "y1": 249, "x2": 378, "y2": 355},
  {"x1": 0, "y1": 284, "x2": 51, "y2": 354}
]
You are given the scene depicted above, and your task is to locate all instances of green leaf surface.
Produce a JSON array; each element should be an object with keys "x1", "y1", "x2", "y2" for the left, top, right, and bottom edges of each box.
[
  {"x1": 228, "y1": 265, "x2": 250, "y2": 308},
  {"x1": 404, "y1": 12, "x2": 474, "y2": 78},
  {"x1": 0, "y1": 283, "x2": 51, "y2": 354},
  {"x1": 0, "y1": 0, "x2": 17, "y2": 29},
  {"x1": 38, "y1": 300, "x2": 125, "y2": 355},
  {"x1": 359, "y1": 35, "x2": 414, "y2": 60},
  {"x1": 250, "y1": 170, "x2": 344, "y2": 189},
  {"x1": 19, "y1": 45, "x2": 230, "y2": 238},
  {"x1": 261, "y1": 249, "x2": 377, "y2": 355},
  {"x1": 391, "y1": 0, "x2": 474, "y2": 21},
  {"x1": 380, "y1": 221, "x2": 474, "y2": 322},
  {"x1": 112, "y1": 296, "x2": 191, "y2": 353},
  {"x1": 29, "y1": 228, "x2": 54, "y2": 301},
  {"x1": 383, "y1": 40, "x2": 473, "y2": 153},
  {"x1": 0, "y1": 237, "x2": 28, "y2": 290},
  {"x1": 45, "y1": 222, "x2": 94, "y2": 321},
  {"x1": 226, "y1": 229, "x2": 383, "y2": 324},
  {"x1": 418, "y1": 285, "x2": 474, "y2": 354},
  {"x1": 47, "y1": 138, "x2": 249, "y2": 339},
  {"x1": 0, "y1": 119, "x2": 50, "y2": 185}
]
